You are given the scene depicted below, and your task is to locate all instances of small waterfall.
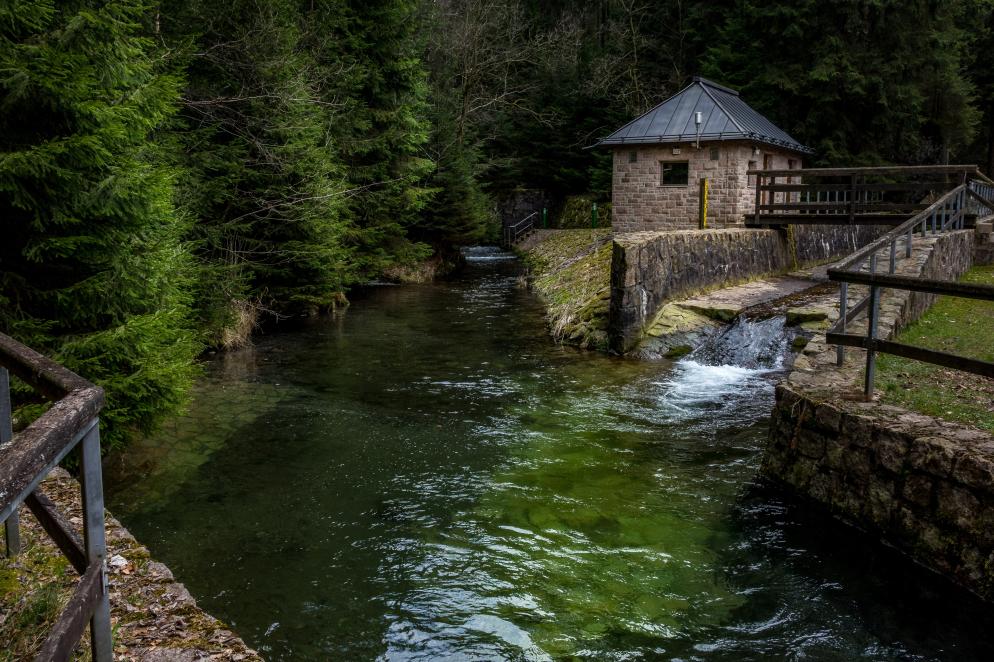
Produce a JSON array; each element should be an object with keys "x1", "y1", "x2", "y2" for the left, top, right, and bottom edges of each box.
[
  {"x1": 686, "y1": 315, "x2": 796, "y2": 370},
  {"x1": 462, "y1": 246, "x2": 516, "y2": 262},
  {"x1": 657, "y1": 316, "x2": 796, "y2": 419}
]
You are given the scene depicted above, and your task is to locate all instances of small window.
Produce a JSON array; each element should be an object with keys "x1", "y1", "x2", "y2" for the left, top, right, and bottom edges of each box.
[
  {"x1": 748, "y1": 160, "x2": 758, "y2": 187},
  {"x1": 709, "y1": 147, "x2": 720, "y2": 161},
  {"x1": 629, "y1": 150, "x2": 638, "y2": 163},
  {"x1": 660, "y1": 161, "x2": 689, "y2": 186}
]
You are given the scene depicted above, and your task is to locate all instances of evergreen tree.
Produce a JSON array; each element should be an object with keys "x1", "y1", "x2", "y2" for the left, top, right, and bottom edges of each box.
[
  {"x1": 0, "y1": 0, "x2": 199, "y2": 449},
  {"x1": 307, "y1": 0, "x2": 437, "y2": 272},
  {"x1": 702, "y1": 0, "x2": 980, "y2": 165},
  {"x1": 161, "y1": 0, "x2": 355, "y2": 331}
]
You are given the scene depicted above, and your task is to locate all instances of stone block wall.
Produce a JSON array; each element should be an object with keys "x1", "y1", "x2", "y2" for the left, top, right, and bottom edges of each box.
[
  {"x1": 497, "y1": 188, "x2": 554, "y2": 228},
  {"x1": 765, "y1": 386, "x2": 994, "y2": 601},
  {"x1": 975, "y1": 219, "x2": 994, "y2": 266},
  {"x1": 608, "y1": 229, "x2": 789, "y2": 352},
  {"x1": 611, "y1": 141, "x2": 801, "y2": 232}
]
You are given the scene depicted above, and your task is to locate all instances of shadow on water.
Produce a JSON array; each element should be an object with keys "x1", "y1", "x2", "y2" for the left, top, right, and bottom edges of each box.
[{"x1": 105, "y1": 249, "x2": 994, "y2": 660}]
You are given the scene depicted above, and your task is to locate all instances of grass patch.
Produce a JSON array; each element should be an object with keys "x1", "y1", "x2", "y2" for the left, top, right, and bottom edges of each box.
[
  {"x1": 521, "y1": 229, "x2": 613, "y2": 350},
  {"x1": 876, "y1": 264, "x2": 994, "y2": 431},
  {"x1": 0, "y1": 529, "x2": 79, "y2": 662}
]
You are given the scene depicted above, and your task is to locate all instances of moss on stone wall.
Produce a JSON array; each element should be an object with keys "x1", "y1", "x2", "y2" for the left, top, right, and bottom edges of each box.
[{"x1": 520, "y1": 229, "x2": 613, "y2": 350}]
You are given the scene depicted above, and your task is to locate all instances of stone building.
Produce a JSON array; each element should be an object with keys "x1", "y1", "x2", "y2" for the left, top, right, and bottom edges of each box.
[{"x1": 598, "y1": 77, "x2": 813, "y2": 232}]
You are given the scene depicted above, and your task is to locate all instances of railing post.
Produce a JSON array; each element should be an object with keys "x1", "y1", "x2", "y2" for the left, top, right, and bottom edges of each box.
[
  {"x1": 79, "y1": 423, "x2": 113, "y2": 662},
  {"x1": 754, "y1": 172, "x2": 762, "y2": 223},
  {"x1": 848, "y1": 174, "x2": 857, "y2": 224},
  {"x1": 837, "y1": 282, "x2": 848, "y2": 366},
  {"x1": 1, "y1": 367, "x2": 19, "y2": 557},
  {"x1": 906, "y1": 224, "x2": 913, "y2": 258},
  {"x1": 889, "y1": 239, "x2": 897, "y2": 273},
  {"x1": 864, "y1": 253, "x2": 880, "y2": 401},
  {"x1": 959, "y1": 187, "x2": 966, "y2": 229}
]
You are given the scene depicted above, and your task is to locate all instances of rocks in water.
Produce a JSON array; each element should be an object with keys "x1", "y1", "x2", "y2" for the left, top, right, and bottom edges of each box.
[{"x1": 631, "y1": 304, "x2": 721, "y2": 361}]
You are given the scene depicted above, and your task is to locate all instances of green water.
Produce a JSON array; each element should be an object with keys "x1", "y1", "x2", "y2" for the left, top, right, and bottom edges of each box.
[{"x1": 105, "y1": 252, "x2": 994, "y2": 660}]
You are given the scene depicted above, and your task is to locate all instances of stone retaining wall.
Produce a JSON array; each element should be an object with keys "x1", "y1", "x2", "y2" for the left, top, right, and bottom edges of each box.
[
  {"x1": 608, "y1": 225, "x2": 888, "y2": 353},
  {"x1": 764, "y1": 229, "x2": 994, "y2": 601},
  {"x1": 765, "y1": 386, "x2": 994, "y2": 601}
]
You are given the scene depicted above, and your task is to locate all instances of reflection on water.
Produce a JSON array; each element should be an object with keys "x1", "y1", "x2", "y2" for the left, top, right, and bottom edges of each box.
[{"x1": 106, "y1": 254, "x2": 994, "y2": 661}]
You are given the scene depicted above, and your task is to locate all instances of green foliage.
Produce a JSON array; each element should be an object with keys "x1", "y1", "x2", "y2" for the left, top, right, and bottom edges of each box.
[
  {"x1": 556, "y1": 196, "x2": 611, "y2": 229},
  {"x1": 877, "y1": 265, "x2": 994, "y2": 432},
  {"x1": 703, "y1": 0, "x2": 981, "y2": 165},
  {"x1": 160, "y1": 0, "x2": 356, "y2": 321},
  {"x1": 308, "y1": 0, "x2": 438, "y2": 273},
  {"x1": 0, "y1": 0, "x2": 199, "y2": 449}
]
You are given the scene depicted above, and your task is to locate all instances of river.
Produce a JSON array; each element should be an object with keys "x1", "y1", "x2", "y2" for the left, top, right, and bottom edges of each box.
[{"x1": 105, "y1": 249, "x2": 994, "y2": 660}]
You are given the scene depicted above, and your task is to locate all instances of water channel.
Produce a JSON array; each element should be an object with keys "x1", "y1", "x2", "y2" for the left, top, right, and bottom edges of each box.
[{"x1": 105, "y1": 249, "x2": 994, "y2": 660}]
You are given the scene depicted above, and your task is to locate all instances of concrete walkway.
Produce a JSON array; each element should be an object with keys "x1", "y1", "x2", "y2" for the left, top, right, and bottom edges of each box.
[{"x1": 674, "y1": 275, "x2": 822, "y2": 321}]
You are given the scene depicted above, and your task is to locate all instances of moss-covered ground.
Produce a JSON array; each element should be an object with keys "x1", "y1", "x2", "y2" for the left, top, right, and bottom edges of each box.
[
  {"x1": 0, "y1": 529, "x2": 77, "y2": 661},
  {"x1": 0, "y1": 470, "x2": 261, "y2": 661},
  {"x1": 876, "y1": 264, "x2": 994, "y2": 432},
  {"x1": 520, "y1": 229, "x2": 613, "y2": 351}
]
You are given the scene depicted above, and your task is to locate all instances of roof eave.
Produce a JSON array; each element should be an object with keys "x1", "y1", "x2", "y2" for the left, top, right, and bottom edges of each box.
[{"x1": 593, "y1": 133, "x2": 814, "y2": 155}]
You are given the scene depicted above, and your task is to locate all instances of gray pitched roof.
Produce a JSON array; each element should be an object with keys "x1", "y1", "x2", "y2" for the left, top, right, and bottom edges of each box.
[{"x1": 597, "y1": 77, "x2": 813, "y2": 154}]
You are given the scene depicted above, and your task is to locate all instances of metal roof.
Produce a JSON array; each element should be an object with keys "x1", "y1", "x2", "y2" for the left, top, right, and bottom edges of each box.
[{"x1": 596, "y1": 77, "x2": 813, "y2": 154}]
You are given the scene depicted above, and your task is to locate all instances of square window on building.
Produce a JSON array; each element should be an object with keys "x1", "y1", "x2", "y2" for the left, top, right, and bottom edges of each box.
[
  {"x1": 660, "y1": 161, "x2": 689, "y2": 186},
  {"x1": 629, "y1": 150, "x2": 638, "y2": 163},
  {"x1": 709, "y1": 147, "x2": 720, "y2": 161}
]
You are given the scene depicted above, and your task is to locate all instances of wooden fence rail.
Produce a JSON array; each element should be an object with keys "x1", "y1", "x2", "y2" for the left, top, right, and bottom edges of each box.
[
  {"x1": 0, "y1": 333, "x2": 112, "y2": 661},
  {"x1": 748, "y1": 164, "x2": 986, "y2": 226}
]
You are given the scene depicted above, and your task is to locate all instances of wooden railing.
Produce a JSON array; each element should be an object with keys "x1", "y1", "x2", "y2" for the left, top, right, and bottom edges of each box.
[
  {"x1": 0, "y1": 333, "x2": 112, "y2": 661},
  {"x1": 824, "y1": 180, "x2": 994, "y2": 399},
  {"x1": 749, "y1": 165, "x2": 986, "y2": 226}
]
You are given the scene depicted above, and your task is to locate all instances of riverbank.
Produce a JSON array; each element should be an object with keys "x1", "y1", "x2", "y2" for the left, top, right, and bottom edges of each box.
[
  {"x1": 0, "y1": 469, "x2": 260, "y2": 661},
  {"x1": 518, "y1": 229, "x2": 613, "y2": 350}
]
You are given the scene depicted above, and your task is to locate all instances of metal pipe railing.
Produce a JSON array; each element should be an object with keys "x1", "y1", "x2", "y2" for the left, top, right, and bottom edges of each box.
[{"x1": 502, "y1": 211, "x2": 538, "y2": 248}]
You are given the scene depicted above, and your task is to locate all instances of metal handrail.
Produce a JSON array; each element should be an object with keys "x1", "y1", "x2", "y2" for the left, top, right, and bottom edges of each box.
[
  {"x1": 502, "y1": 211, "x2": 538, "y2": 248},
  {"x1": 823, "y1": 182, "x2": 994, "y2": 399},
  {"x1": 0, "y1": 332, "x2": 112, "y2": 661}
]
